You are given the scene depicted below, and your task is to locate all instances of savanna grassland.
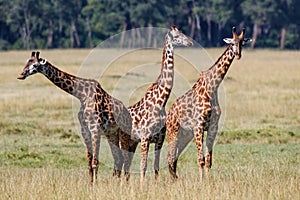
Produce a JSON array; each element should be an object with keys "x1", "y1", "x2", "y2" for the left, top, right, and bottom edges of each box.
[{"x1": 0, "y1": 49, "x2": 299, "y2": 200}]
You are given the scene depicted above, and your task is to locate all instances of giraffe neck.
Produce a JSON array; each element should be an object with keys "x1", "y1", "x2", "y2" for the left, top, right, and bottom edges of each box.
[
  {"x1": 156, "y1": 32, "x2": 174, "y2": 89},
  {"x1": 39, "y1": 62, "x2": 88, "y2": 100},
  {"x1": 205, "y1": 45, "x2": 235, "y2": 92}
]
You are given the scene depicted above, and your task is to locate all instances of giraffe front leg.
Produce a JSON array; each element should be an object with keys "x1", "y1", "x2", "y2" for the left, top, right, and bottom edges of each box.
[
  {"x1": 194, "y1": 126, "x2": 205, "y2": 182},
  {"x1": 154, "y1": 126, "x2": 166, "y2": 180},
  {"x1": 140, "y1": 137, "x2": 150, "y2": 185},
  {"x1": 205, "y1": 106, "x2": 221, "y2": 178},
  {"x1": 91, "y1": 129, "x2": 101, "y2": 183},
  {"x1": 78, "y1": 110, "x2": 94, "y2": 184},
  {"x1": 85, "y1": 114, "x2": 101, "y2": 183}
]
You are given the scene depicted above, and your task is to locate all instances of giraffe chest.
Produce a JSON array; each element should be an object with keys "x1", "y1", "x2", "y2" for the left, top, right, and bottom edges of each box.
[
  {"x1": 129, "y1": 104, "x2": 166, "y2": 140},
  {"x1": 80, "y1": 96, "x2": 118, "y2": 131},
  {"x1": 179, "y1": 105, "x2": 212, "y2": 131},
  {"x1": 173, "y1": 90, "x2": 212, "y2": 131}
]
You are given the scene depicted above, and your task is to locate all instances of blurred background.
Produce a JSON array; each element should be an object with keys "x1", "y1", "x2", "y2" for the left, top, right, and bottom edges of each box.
[{"x1": 0, "y1": 0, "x2": 299, "y2": 50}]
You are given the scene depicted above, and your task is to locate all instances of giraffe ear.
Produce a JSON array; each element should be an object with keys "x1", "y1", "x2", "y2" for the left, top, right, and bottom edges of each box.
[
  {"x1": 223, "y1": 38, "x2": 234, "y2": 44},
  {"x1": 39, "y1": 58, "x2": 47, "y2": 65}
]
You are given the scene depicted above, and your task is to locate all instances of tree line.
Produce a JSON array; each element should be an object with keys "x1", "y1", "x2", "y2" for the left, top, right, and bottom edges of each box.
[{"x1": 0, "y1": 0, "x2": 299, "y2": 50}]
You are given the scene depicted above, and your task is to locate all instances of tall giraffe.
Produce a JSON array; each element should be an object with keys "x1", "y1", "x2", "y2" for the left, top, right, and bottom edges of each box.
[
  {"x1": 166, "y1": 27, "x2": 251, "y2": 181},
  {"x1": 119, "y1": 26, "x2": 193, "y2": 183},
  {"x1": 17, "y1": 51, "x2": 132, "y2": 184}
]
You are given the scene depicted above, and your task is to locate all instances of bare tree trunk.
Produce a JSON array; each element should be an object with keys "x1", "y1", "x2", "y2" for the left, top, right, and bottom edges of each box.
[
  {"x1": 251, "y1": 23, "x2": 259, "y2": 49},
  {"x1": 130, "y1": 28, "x2": 135, "y2": 48},
  {"x1": 22, "y1": 3, "x2": 33, "y2": 50},
  {"x1": 47, "y1": 20, "x2": 54, "y2": 48},
  {"x1": 280, "y1": 27, "x2": 286, "y2": 49},
  {"x1": 86, "y1": 16, "x2": 93, "y2": 48},
  {"x1": 189, "y1": 16, "x2": 195, "y2": 38},
  {"x1": 120, "y1": 21, "x2": 127, "y2": 48},
  {"x1": 195, "y1": 13, "x2": 201, "y2": 42},
  {"x1": 136, "y1": 28, "x2": 143, "y2": 47},
  {"x1": 206, "y1": 12, "x2": 212, "y2": 47},
  {"x1": 70, "y1": 19, "x2": 80, "y2": 48},
  {"x1": 153, "y1": 37, "x2": 157, "y2": 48},
  {"x1": 70, "y1": 21, "x2": 74, "y2": 48},
  {"x1": 147, "y1": 24, "x2": 152, "y2": 47},
  {"x1": 59, "y1": 16, "x2": 63, "y2": 33},
  {"x1": 20, "y1": 26, "x2": 27, "y2": 49},
  {"x1": 74, "y1": 21, "x2": 80, "y2": 47},
  {"x1": 24, "y1": 11, "x2": 30, "y2": 49},
  {"x1": 217, "y1": 23, "x2": 223, "y2": 47}
]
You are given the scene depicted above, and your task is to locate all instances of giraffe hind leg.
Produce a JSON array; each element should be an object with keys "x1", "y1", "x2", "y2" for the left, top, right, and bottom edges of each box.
[
  {"x1": 168, "y1": 127, "x2": 193, "y2": 179},
  {"x1": 167, "y1": 139, "x2": 178, "y2": 179},
  {"x1": 119, "y1": 130, "x2": 138, "y2": 181},
  {"x1": 177, "y1": 128, "x2": 193, "y2": 160},
  {"x1": 205, "y1": 106, "x2": 221, "y2": 178},
  {"x1": 194, "y1": 126, "x2": 205, "y2": 182},
  {"x1": 140, "y1": 137, "x2": 150, "y2": 185},
  {"x1": 154, "y1": 126, "x2": 166, "y2": 180},
  {"x1": 124, "y1": 140, "x2": 138, "y2": 181},
  {"x1": 106, "y1": 133, "x2": 123, "y2": 178},
  {"x1": 167, "y1": 124, "x2": 179, "y2": 180}
]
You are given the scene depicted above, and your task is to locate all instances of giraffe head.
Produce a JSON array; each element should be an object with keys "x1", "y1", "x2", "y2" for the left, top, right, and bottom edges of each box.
[
  {"x1": 223, "y1": 27, "x2": 252, "y2": 59},
  {"x1": 168, "y1": 25, "x2": 193, "y2": 47},
  {"x1": 17, "y1": 51, "x2": 48, "y2": 80}
]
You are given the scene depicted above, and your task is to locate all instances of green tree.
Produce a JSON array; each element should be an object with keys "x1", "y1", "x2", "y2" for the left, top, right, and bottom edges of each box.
[
  {"x1": 241, "y1": 0, "x2": 277, "y2": 48},
  {"x1": 272, "y1": 0, "x2": 298, "y2": 49},
  {"x1": 6, "y1": 0, "x2": 42, "y2": 49},
  {"x1": 0, "y1": 0, "x2": 300, "y2": 49}
]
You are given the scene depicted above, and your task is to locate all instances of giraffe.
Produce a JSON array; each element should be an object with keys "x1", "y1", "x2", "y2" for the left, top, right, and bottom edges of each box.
[
  {"x1": 118, "y1": 25, "x2": 193, "y2": 183},
  {"x1": 166, "y1": 27, "x2": 251, "y2": 181},
  {"x1": 17, "y1": 51, "x2": 132, "y2": 184}
]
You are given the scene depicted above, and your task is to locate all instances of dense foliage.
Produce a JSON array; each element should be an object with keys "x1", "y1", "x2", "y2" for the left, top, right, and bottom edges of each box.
[{"x1": 0, "y1": 0, "x2": 299, "y2": 50}]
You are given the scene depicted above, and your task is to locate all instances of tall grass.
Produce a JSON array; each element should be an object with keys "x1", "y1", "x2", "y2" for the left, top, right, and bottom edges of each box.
[{"x1": 1, "y1": 144, "x2": 299, "y2": 200}]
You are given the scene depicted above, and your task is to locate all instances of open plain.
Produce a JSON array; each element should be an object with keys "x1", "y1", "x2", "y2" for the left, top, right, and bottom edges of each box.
[{"x1": 0, "y1": 49, "x2": 299, "y2": 199}]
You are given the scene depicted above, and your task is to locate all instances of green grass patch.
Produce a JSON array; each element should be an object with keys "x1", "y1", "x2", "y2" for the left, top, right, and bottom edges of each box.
[{"x1": 218, "y1": 127, "x2": 300, "y2": 144}]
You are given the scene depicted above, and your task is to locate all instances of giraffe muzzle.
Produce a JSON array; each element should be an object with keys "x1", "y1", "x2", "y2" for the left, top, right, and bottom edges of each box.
[
  {"x1": 187, "y1": 41, "x2": 193, "y2": 46},
  {"x1": 17, "y1": 74, "x2": 26, "y2": 80},
  {"x1": 236, "y1": 55, "x2": 241, "y2": 60}
]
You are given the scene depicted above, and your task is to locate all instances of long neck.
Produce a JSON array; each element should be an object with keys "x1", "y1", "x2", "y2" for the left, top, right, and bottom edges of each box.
[
  {"x1": 205, "y1": 45, "x2": 235, "y2": 91},
  {"x1": 156, "y1": 33, "x2": 174, "y2": 90},
  {"x1": 39, "y1": 62, "x2": 87, "y2": 100}
]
